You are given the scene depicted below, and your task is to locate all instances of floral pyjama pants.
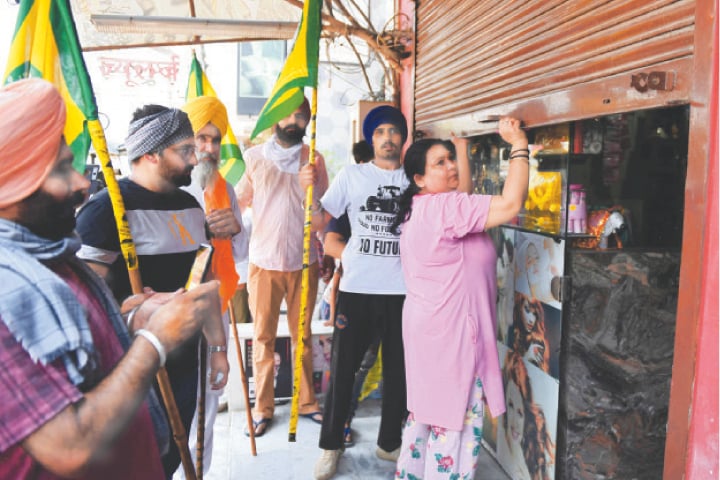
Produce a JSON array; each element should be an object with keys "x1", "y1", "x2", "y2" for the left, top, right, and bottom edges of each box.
[{"x1": 394, "y1": 378, "x2": 485, "y2": 480}]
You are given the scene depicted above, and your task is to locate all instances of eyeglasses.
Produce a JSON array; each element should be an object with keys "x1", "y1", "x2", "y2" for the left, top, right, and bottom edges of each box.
[{"x1": 169, "y1": 144, "x2": 197, "y2": 160}]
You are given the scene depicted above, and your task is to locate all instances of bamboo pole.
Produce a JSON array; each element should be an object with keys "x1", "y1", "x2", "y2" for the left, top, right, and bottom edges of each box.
[
  {"x1": 196, "y1": 337, "x2": 207, "y2": 478},
  {"x1": 87, "y1": 120, "x2": 198, "y2": 480},
  {"x1": 228, "y1": 299, "x2": 257, "y2": 456},
  {"x1": 288, "y1": 87, "x2": 319, "y2": 442}
]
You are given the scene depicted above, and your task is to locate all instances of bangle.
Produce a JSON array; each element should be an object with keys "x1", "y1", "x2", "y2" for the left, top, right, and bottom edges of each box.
[
  {"x1": 135, "y1": 329, "x2": 167, "y2": 367},
  {"x1": 125, "y1": 306, "x2": 140, "y2": 329},
  {"x1": 510, "y1": 148, "x2": 530, "y2": 155},
  {"x1": 306, "y1": 201, "x2": 324, "y2": 215},
  {"x1": 208, "y1": 344, "x2": 227, "y2": 353}
]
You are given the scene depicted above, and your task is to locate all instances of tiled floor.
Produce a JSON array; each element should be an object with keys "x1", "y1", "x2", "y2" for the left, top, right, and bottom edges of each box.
[
  {"x1": 177, "y1": 307, "x2": 510, "y2": 480},
  {"x1": 196, "y1": 398, "x2": 511, "y2": 480}
]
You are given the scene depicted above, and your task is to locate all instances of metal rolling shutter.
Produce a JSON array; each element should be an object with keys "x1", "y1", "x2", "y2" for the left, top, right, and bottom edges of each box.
[{"x1": 414, "y1": 0, "x2": 696, "y2": 133}]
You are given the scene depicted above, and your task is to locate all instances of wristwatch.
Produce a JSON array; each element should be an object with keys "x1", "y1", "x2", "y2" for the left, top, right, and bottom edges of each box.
[{"x1": 208, "y1": 344, "x2": 227, "y2": 353}]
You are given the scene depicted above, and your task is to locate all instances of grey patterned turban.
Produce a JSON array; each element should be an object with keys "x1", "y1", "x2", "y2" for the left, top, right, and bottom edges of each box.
[{"x1": 125, "y1": 108, "x2": 194, "y2": 161}]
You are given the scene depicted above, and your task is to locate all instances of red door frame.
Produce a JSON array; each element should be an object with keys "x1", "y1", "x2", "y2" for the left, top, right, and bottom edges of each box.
[{"x1": 683, "y1": 7, "x2": 718, "y2": 478}]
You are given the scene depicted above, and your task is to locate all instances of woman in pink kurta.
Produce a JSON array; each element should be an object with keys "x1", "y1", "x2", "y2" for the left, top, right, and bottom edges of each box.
[{"x1": 391, "y1": 118, "x2": 529, "y2": 479}]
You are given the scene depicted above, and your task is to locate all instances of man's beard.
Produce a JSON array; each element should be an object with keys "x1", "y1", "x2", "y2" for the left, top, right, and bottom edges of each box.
[
  {"x1": 275, "y1": 123, "x2": 305, "y2": 145},
  {"x1": 191, "y1": 152, "x2": 219, "y2": 189},
  {"x1": 159, "y1": 153, "x2": 194, "y2": 187},
  {"x1": 375, "y1": 141, "x2": 401, "y2": 162},
  {"x1": 18, "y1": 188, "x2": 87, "y2": 240},
  {"x1": 170, "y1": 168, "x2": 194, "y2": 187}
]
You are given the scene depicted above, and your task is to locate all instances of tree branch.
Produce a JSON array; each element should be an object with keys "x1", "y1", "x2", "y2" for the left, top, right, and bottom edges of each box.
[
  {"x1": 343, "y1": 33, "x2": 376, "y2": 98},
  {"x1": 283, "y1": 0, "x2": 403, "y2": 74}
]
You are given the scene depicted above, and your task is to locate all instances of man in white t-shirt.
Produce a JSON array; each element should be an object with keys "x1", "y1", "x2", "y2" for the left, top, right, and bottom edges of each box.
[{"x1": 303, "y1": 106, "x2": 410, "y2": 480}]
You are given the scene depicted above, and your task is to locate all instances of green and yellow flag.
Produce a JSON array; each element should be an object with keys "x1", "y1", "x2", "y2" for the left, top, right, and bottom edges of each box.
[
  {"x1": 186, "y1": 51, "x2": 246, "y2": 186},
  {"x1": 4, "y1": 0, "x2": 96, "y2": 173},
  {"x1": 250, "y1": 0, "x2": 322, "y2": 139},
  {"x1": 4, "y1": 0, "x2": 143, "y2": 292}
]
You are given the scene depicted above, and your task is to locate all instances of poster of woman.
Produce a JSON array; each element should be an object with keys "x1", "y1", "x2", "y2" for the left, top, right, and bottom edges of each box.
[
  {"x1": 496, "y1": 345, "x2": 558, "y2": 480},
  {"x1": 514, "y1": 232, "x2": 564, "y2": 309},
  {"x1": 507, "y1": 292, "x2": 562, "y2": 379}
]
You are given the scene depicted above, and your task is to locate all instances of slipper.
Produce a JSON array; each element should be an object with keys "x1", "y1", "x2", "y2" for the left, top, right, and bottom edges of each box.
[
  {"x1": 299, "y1": 411, "x2": 323, "y2": 424},
  {"x1": 244, "y1": 417, "x2": 272, "y2": 437},
  {"x1": 343, "y1": 426, "x2": 355, "y2": 448}
]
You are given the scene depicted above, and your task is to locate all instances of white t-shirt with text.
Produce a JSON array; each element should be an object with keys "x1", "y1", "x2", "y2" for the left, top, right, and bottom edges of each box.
[{"x1": 321, "y1": 162, "x2": 408, "y2": 295}]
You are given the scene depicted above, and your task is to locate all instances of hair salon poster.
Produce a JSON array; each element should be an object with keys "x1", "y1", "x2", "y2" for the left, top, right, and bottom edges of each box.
[{"x1": 484, "y1": 228, "x2": 563, "y2": 480}]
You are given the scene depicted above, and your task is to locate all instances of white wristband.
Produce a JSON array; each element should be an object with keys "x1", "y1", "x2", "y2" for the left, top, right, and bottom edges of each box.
[{"x1": 135, "y1": 329, "x2": 167, "y2": 367}]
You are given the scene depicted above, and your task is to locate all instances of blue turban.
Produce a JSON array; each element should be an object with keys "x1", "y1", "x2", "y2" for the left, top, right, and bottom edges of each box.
[{"x1": 362, "y1": 105, "x2": 408, "y2": 146}]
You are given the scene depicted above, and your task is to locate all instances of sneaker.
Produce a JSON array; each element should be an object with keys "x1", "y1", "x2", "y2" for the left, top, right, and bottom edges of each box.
[
  {"x1": 314, "y1": 449, "x2": 342, "y2": 480},
  {"x1": 376, "y1": 446, "x2": 400, "y2": 462}
]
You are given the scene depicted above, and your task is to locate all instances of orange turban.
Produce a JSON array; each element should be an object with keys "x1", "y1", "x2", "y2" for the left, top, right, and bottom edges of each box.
[
  {"x1": 182, "y1": 96, "x2": 229, "y2": 138},
  {"x1": 0, "y1": 79, "x2": 66, "y2": 209}
]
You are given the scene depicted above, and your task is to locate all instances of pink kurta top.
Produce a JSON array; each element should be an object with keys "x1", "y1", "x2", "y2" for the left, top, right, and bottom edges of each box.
[{"x1": 400, "y1": 191, "x2": 506, "y2": 431}]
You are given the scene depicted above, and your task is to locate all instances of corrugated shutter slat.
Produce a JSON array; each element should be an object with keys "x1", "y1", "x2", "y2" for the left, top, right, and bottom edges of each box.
[{"x1": 415, "y1": 0, "x2": 695, "y2": 132}]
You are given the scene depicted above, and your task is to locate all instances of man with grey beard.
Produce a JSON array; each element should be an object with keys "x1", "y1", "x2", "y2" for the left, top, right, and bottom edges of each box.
[
  {"x1": 181, "y1": 95, "x2": 247, "y2": 477},
  {"x1": 182, "y1": 96, "x2": 244, "y2": 244}
]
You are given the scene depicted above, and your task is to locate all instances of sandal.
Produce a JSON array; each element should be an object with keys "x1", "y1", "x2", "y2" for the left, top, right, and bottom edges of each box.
[
  {"x1": 343, "y1": 426, "x2": 355, "y2": 448},
  {"x1": 244, "y1": 417, "x2": 272, "y2": 437},
  {"x1": 299, "y1": 411, "x2": 323, "y2": 424}
]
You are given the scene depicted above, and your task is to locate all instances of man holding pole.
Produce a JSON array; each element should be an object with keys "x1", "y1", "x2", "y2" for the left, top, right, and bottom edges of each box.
[
  {"x1": 76, "y1": 103, "x2": 229, "y2": 478},
  {"x1": 0, "y1": 78, "x2": 221, "y2": 478},
  {"x1": 235, "y1": 97, "x2": 328, "y2": 437},
  {"x1": 181, "y1": 95, "x2": 246, "y2": 475}
]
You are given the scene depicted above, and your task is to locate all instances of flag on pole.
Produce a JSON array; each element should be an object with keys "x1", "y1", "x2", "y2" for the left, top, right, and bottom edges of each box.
[
  {"x1": 250, "y1": 0, "x2": 322, "y2": 139},
  {"x1": 4, "y1": 0, "x2": 96, "y2": 173},
  {"x1": 186, "y1": 52, "x2": 246, "y2": 186},
  {"x1": 3, "y1": 0, "x2": 144, "y2": 303},
  {"x1": 271, "y1": 0, "x2": 323, "y2": 442}
]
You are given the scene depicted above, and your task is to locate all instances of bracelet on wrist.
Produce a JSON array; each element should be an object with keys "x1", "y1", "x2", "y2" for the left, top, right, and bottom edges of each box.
[
  {"x1": 510, "y1": 148, "x2": 530, "y2": 155},
  {"x1": 310, "y1": 202, "x2": 324, "y2": 215},
  {"x1": 208, "y1": 344, "x2": 227, "y2": 353},
  {"x1": 135, "y1": 329, "x2": 167, "y2": 367},
  {"x1": 125, "y1": 305, "x2": 141, "y2": 329},
  {"x1": 301, "y1": 199, "x2": 319, "y2": 212}
]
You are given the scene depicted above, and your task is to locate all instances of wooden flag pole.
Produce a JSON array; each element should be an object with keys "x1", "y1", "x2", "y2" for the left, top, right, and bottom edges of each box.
[
  {"x1": 288, "y1": 87, "x2": 319, "y2": 442},
  {"x1": 228, "y1": 300, "x2": 257, "y2": 455},
  {"x1": 87, "y1": 120, "x2": 198, "y2": 480},
  {"x1": 196, "y1": 337, "x2": 207, "y2": 479}
]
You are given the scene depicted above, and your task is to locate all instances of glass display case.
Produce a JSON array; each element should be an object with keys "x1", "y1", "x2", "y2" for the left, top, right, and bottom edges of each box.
[
  {"x1": 469, "y1": 106, "x2": 688, "y2": 248},
  {"x1": 475, "y1": 105, "x2": 688, "y2": 479},
  {"x1": 470, "y1": 124, "x2": 571, "y2": 237}
]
